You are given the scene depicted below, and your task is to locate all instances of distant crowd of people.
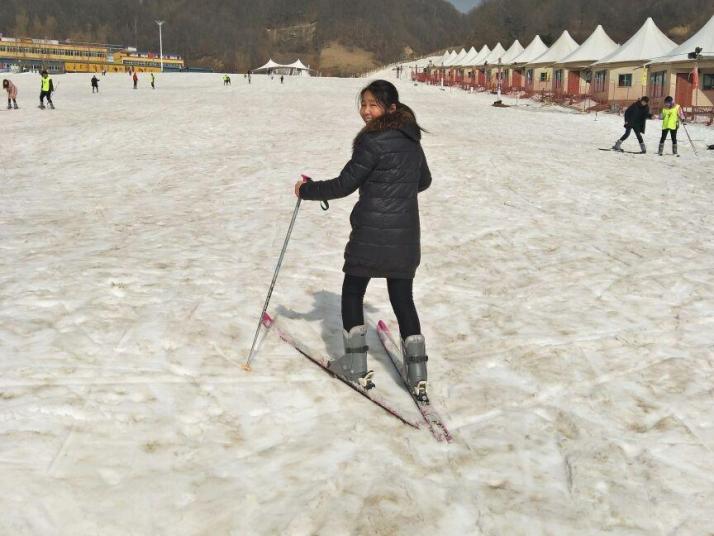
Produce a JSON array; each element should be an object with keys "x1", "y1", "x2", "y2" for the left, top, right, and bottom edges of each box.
[{"x1": 2, "y1": 68, "x2": 293, "y2": 113}]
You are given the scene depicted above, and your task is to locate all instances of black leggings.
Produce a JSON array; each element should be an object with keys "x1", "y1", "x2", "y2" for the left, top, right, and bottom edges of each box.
[
  {"x1": 660, "y1": 129, "x2": 678, "y2": 143},
  {"x1": 620, "y1": 127, "x2": 643, "y2": 144},
  {"x1": 342, "y1": 274, "x2": 421, "y2": 338},
  {"x1": 40, "y1": 91, "x2": 52, "y2": 104}
]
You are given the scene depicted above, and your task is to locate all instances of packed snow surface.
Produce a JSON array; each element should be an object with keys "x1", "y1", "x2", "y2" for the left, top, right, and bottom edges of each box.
[{"x1": 2, "y1": 71, "x2": 714, "y2": 535}]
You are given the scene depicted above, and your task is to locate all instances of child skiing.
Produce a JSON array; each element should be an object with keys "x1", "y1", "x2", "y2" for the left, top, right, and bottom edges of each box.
[
  {"x1": 91, "y1": 75, "x2": 100, "y2": 93},
  {"x1": 223, "y1": 74, "x2": 231, "y2": 86},
  {"x1": 3, "y1": 79, "x2": 18, "y2": 109},
  {"x1": 658, "y1": 96, "x2": 686, "y2": 156},
  {"x1": 295, "y1": 80, "x2": 432, "y2": 400},
  {"x1": 39, "y1": 70, "x2": 54, "y2": 109},
  {"x1": 612, "y1": 96, "x2": 651, "y2": 153}
]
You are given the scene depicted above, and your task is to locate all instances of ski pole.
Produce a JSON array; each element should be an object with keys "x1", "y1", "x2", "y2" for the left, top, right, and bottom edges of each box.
[
  {"x1": 243, "y1": 197, "x2": 302, "y2": 371},
  {"x1": 243, "y1": 176, "x2": 327, "y2": 371},
  {"x1": 682, "y1": 123, "x2": 698, "y2": 157}
]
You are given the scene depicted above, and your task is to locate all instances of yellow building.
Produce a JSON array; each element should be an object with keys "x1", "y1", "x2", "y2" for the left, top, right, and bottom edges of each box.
[
  {"x1": 590, "y1": 18, "x2": 677, "y2": 106},
  {"x1": 525, "y1": 31, "x2": 579, "y2": 92},
  {"x1": 0, "y1": 36, "x2": 184, "y2": 73},
  {"x1": 645, "y1": 14, "x2": 714, "y2": 111}
]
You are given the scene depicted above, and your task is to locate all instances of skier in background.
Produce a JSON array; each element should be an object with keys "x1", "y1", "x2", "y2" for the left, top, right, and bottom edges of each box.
[
  {"x1": 223, "y1": 74, "x2": 231, "y2": 86},
  {"x1": 295, "y1": 80, "x2": 432, "y2": 400},
  {"x1": 280, "y1": 75, "x2": 284, "y2": 84},
  {"x1": 3, "y1": 79, "x2": 18, "y2": 109},
  {"x1": 91, "y1": 75, "x2": 100, "y2": 93},
  {"x1": 612, "y1": 96, "x2": 651, "y2": 153},
  {"x1": 133, "y1": 71, "x2": 139, "y2": 90},
  {"x1": 39, "y1": 70, "x2": 54, "y2": 109},
  {"x1": 658, "y1": 95, "x2": 686, "y2": 156},
  {"x1": 151, "y1": 73, "x2": 156, "y2": 89},
  {"x1": 248, "y1": 72, "x2": 251, "y2": 84}
]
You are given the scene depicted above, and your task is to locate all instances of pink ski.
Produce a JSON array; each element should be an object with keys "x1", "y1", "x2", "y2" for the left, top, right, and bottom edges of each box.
[
  {"x1": 262, "y1": 313, "x2": 421, "y2": 430},
  {"x1": 377, "y1": 320, "x2": 453, "y2": 443}
]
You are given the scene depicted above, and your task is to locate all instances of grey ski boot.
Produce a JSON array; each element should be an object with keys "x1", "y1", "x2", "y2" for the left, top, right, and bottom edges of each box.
[
  {"x1": 403, "y1": 335, "x2": 428, "y2": 402},
  {"x1": 658, "y1": 142, "x2": 664, "y2": 156},
  {"x1": 328, "y1": 325, "x2": 375, "y2": 389},
  {"x1": 612, "y1": 139, "x2": 623, "y2": 152},
  {"x1": 673, "y1": 143, "x2": 678, "y2": 156},
  {"x1": 639, "y1": 142, "x2": 646, "y2": 154}
]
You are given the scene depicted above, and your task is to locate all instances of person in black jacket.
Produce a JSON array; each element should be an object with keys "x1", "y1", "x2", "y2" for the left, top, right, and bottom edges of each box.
[
  {"x1": 295, "y1": 80, "x2": 432, "y2": 400},
  {"x1": 612, "y1": 96, "x2": 652, "y2": 153}
]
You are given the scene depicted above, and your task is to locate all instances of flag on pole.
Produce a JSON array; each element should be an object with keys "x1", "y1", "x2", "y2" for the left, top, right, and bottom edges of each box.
[
  {"x1": 691, "y1": 66, "x2": 699, "y2": 105},
  {"x1": 691, "y1": 66, "x2": 699, "y2": 88}
]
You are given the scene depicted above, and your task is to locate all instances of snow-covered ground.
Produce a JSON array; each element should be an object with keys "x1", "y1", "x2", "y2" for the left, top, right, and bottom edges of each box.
[{"x1": 2, "y1": 70, "x2": 714, "y2": 535}]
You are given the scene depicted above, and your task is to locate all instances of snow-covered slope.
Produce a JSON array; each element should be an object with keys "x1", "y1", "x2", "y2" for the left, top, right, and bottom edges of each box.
[{"x1": 2, "y1": 71, "x2": 714, "y2": 535}]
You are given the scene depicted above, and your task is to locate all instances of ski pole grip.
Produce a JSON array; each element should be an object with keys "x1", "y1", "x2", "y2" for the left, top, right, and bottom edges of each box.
[{"x1": 300, "y1": 175, "x2": 330, "y2": 211}]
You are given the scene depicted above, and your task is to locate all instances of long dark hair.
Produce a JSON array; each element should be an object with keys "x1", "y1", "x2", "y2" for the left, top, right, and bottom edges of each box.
[{"x1": 358, "y1": 80, "x2": 425, "y2": 133}]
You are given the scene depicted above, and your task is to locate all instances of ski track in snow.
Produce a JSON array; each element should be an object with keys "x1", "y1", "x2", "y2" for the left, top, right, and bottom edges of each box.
[{"x1": 2, "y1": 71, "x2": 714, "y2": 535}]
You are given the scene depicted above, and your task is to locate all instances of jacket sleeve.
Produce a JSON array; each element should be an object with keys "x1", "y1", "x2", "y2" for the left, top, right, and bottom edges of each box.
[
  {"x1": 49, "y1": 80, "x2": 54, "y2": 92},
  {"x1": 300, "y1": 135, "x2": 378, "y2": 201},
  {"x1": 624, "y1": 104, "x2": 634, "y2": 123},
  {"x1": 418, "y1": 146, "x2": 432, "y2": 193}
]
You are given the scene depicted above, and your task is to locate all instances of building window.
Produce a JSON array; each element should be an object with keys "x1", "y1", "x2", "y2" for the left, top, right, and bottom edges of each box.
[
  {"x1": 650, "y1": 71, "x2": 666, "y2": 98},
  {"x1": 618, "y1": 74, "x2": 632, "y2": 87},
  {"x1": 594, "y1": 70, "x2": 606, "y2": 92},
  {"x1": 703, "y1": 74, "x2": 714, "y2": 90},
  {"x1": 554, "y1": 69, "x2": 563, "y2": 88},
  {"x1": 540, "y1": 72, "x2": 548, "y2": 82}
]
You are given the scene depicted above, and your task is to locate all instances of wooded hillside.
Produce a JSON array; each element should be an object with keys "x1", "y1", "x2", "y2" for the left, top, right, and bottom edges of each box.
[{"x1": 1, "y1": 0, "x2": 710, "y2": 74}]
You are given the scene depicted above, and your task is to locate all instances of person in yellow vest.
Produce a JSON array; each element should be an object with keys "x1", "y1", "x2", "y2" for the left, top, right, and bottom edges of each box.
[
  {"x1": 39, "y1": 70, "x2": 54, "y2": 109},
  {"x1": 658, "y1": 96, "x2": 685, "y2": 156}
]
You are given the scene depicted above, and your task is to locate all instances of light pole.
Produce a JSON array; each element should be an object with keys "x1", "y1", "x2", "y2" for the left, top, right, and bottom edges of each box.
[{"x1": 155, "y1": 20, "x2": 165, "y2": 72}]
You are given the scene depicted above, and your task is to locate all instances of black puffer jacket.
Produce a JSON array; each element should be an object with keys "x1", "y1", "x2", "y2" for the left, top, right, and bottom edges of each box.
[
  {"x1": 624, "y1": 101, "x2": 651, "y2": 133},
  {"x1": 300, "y1": 108, "x2": 431, "y2": 279}
]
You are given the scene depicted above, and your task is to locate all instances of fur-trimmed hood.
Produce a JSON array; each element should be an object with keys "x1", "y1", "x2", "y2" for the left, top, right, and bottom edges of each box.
[{"x1": 354, "y1": 107, "x2": 421, "y2": 149}]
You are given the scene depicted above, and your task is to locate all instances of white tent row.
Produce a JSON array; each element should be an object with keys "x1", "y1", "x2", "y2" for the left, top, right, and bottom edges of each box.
[
  {"x1": 420, "y1": 12, "x2": 713, "y2": 91},
  {"x1": 649, "y1": 12, "x2": 714, "y2": 63},
  {"x1": 425, "y1": 17, "x2": 680, "y2": 70},
  {"x1": 252, "y1": 58, "x2": 313, "y2": 75},
  {"x1": 593, "y1": 18, "x2": 675, "y2": 66},
  {"x1": 558, "y1": 25, "x2": 619, "y2": 66}
]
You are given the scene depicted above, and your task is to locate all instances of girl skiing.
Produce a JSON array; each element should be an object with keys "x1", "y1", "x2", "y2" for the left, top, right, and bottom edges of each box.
[
  {"x1": 295, "y1": 80, "x2": 432, "y2": 400},
  {"x1": 3, "y1": 79, "x2": 18, "y2": 109},
  {"x1": 658, "y1": 96, "x2": 685, "y2": 156},
  {"x1": 613, "y1": 96, "x2": 651, "y2": 153}
]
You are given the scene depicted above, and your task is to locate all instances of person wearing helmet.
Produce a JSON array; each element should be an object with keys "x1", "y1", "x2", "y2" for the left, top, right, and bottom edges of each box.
[
  {"x1": 658, "y1": 96, "x2": 685, "y2": 156},
  {"x1": 39, "y1": 70, "x2": 55, "y2": 109}
]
